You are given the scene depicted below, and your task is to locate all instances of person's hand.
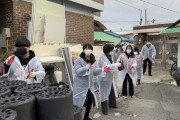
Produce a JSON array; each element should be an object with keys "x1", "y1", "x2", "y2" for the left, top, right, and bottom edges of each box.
[
  {"x1": 26, "y1": 69, "x2": 35, "y2": 79},
  {"x1": 102, "y1": 66, "x2": 110, "y2": 72},
  {"x1": 115, "y1": 63, "x2": 122, "y2": 67},
  {"x1": 6, "y1": 55, "x2": 15, "y2": 65},
  {"x1": 86, "y1": 63, "x2": 92, "y2": 70},
  {"x1": 130, "y1": 66, "x2": 134, "y2": 70},
  {"x1": 28, "y1": 71, "x2": 36, "y2": 78}
]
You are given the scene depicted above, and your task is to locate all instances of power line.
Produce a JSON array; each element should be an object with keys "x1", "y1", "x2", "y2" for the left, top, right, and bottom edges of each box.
[
  {"x1": 114, "y1": 0, "x2": 141, "y2": 11},
  {"x1": 113, "y1": 0, "x2": 143, "y2": 24},
  {"x1": 139, "y1": 0, "x2": 180, "y2": 14}
]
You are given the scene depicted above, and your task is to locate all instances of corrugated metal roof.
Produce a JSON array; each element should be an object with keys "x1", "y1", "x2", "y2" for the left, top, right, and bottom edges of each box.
[
  {"x1": 161, "y1": 27, "x2": 180, "y2": 34},
  {"x1": 94, "y1": 31, "x2": 121, "y2": 44}
]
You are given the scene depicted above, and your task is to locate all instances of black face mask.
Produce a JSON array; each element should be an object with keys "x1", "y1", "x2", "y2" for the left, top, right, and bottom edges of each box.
[{"x1": 16, "y1": 48, "x2": 27, "y2": 56}]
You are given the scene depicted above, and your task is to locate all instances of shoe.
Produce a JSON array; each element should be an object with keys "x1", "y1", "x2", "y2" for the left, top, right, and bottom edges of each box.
[
  {"x1": 109, "y1": 106, "x2": 118, "y2": 108},
  {"x1": 84, "y1": 117, "x2": 92, "y2": 120},
  {"x1": 138, "y1": 79, "x2": 141, "y2": 85},
  {"x1": 143, "y1": 72, "x2": 145, "y2": 75},
  {"x1": 149, "y1": 74, "x2": 152, "y2": 76},
  {"x1": 122, "y1": 96, "x2": 127, "y2": 99},
  {"x1": 131, "y1": 95, "x2": 136, "y2": 98},
  {"x1": 101, "y1": 101, "x2": 108, "y2": 115}
]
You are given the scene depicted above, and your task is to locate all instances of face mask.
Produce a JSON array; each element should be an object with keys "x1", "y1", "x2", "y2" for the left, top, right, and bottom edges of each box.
[
  {"x1": 126, "y1": 50, "x2": 131, "y2": 54},
  {"x1": 84, "y1": 50, "x2": 92, "y2": 56},
  {"x1": 109, "y1": 51, "x2": 113, "y2": 56},
  {"x1": 16, "y1": 48, "x2": 27, "y2": 56},
  {"x1": 134, "y1": 52, "x2": 138, "y2": 55}
]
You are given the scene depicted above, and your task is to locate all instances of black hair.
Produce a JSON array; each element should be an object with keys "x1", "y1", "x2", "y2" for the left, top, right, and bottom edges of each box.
[
  {"x1": 82, "y1": 43, "x2": 93, "y2": 50},
  {"x1": 103, "y1": 44, "x2": 114, "y2": 54},
  {"x1": 15, "y1": 38, "x2": 31, "y2": 47},
  {"x1": 103, "y1": 44, "x2": 114, "y2": 64},
  {"x1": 125, "y1": 45, "x2": 135, "y2": 58},
  {"x1": 134, "y1": 47, "x2": 140, "y2": 55}
]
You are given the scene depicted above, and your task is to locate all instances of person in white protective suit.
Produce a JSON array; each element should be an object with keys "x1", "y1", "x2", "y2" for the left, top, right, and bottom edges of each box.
[
  {"x1": 141, "y1": 40, "x2": 156, "y2": 76},
  {"x1": 113, "y1": 44, "x2": 123, "y2": 63},
  {"x1": 3, "y1": 38, "x2": 45, "y2": 84},
  {"x1": 134, "y1": 47, "x2": 143, "y2": 85},
  {"x1": 99, "y1": 44, "x2": 122, "y2": 115},
  {"x1": 73, "y1": 43, "x2": 110, "y2": 120},
  {"x1": 117, "y1": 45, "x2": 137, "y2": 98}
]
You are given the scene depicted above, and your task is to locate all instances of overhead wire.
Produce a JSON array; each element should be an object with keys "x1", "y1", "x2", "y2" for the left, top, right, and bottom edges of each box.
[{"x1": 139, "y1": 0, "x2": 180, "y2": 14}]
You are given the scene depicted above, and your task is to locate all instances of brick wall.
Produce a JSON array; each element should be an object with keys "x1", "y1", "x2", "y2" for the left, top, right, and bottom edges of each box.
[
  {"x1": 11, "y1": 1, "x2": 32, "y2": 50},
  {"x1": 4, "y1": 0, "x2": 32, "y2": 51},
  {"x1": 66, "y1": 11, "x2": 94, "y2": 45},
  {"x1": 134, "y1": 33, "x2": 147, "y2": 50}
]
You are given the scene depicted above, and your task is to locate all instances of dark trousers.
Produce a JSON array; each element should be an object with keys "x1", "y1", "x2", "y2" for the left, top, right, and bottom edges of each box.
[
  {"x1": 109, "y1": 85, "x2": 117, "y2": 107},
  {"x1": 143, "y1": 58, "x2": 152, "y2": 75},
  {"x1": 84, "y1": 90, "x2": 93, "y2": 119},
  {"x1": 122, "y1": 73, "x2": 134, "y2": 96}
]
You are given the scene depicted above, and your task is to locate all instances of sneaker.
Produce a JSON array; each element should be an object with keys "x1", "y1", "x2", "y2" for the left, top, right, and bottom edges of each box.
[
  {"x1": 131, "y1": 95, "x2": 136, "y2": 98},
  {"x1": 122, "y1": 96, "x2": 127, "y2": 99}
]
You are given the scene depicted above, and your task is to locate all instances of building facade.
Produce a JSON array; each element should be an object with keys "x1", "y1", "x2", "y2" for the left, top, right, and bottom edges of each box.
[
  {"x1": 133, "y1": 22, "x2": 178, "y2": 67},
  {"x1": 0, "y1": 0, "x2": 104, "y2": 51}
]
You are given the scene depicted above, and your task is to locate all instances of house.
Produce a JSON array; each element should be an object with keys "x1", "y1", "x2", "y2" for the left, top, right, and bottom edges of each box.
[
  {"x1": 133, "y1": 22, "x2": 175, "y2": 66},
  {"x1": 161, "y1": 19, "x2": 180, "y2": 86},
  {"x1": 0, "y1": 0, "x2": 104, "y2": 51},
  {"x1": 115, "y1": 30, "x2": 134, "y2": 39}
]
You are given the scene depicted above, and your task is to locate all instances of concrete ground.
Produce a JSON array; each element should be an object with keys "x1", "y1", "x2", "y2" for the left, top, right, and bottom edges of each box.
[{"x1": 83, "y1": 66, "x2": 180, "y2": 120}]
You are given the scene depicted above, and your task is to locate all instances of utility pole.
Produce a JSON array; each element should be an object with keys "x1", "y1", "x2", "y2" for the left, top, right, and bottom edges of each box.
[
  {"x1": 145, "y1": 9, "x2": 147, "y2": 24},
  {"x1": 139, "y1": 9, "x2": 143, "y2": 25}
]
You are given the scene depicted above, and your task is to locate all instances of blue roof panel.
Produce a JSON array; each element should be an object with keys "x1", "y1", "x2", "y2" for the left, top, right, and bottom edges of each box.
[{"x1": 105, "y1": 31, "x2": 134, "y2": 42}]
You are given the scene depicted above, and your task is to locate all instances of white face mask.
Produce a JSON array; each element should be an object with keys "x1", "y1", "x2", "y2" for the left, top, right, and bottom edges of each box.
[
  {"x1": 134, "y1": 52, "x2": 138, "y2": 55},
  {"x1": 126, "y1": 50, "x2": 131, "y2": 54},
  {"x1": 109, "y1": 51, "x2": 113, "y2": 56},
  {"x1": 84, "y1": 50, "x2": 92, "y2": 56}
]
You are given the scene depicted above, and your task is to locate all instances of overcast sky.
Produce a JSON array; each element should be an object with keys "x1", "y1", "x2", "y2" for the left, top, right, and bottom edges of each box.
[{"x1": 100, "y1": 0, "x2": 180, "y2": 32}]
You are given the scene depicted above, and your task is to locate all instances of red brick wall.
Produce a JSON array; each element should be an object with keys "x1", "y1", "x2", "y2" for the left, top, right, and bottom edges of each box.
[
  {"x1": 66, "y1": 11, "x2": 94, "y2": 45},
  {"x1": 11, "y1": 1, "x2": 32, "y2": 49},
  {"x1": 4, "y1": 0, "x2": 32, "y2": 51},
  {"x1": 134, "y1": 33, "x2": 147, "y2": 50}
]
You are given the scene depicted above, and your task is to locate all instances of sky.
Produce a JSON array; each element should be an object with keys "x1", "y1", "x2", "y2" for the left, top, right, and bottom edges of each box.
[{"x1": 100, "y1": 0, "x2": 180, "y2": 32}]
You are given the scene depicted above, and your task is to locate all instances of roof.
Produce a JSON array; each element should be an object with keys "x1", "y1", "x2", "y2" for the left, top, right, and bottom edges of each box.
[
  {"x1": 94, "y1": 31, "x2": 121, "y2": 44},
  {"x1": 94, "y1": 20, "x2": 107, "y2": 31},
  {"x1": 161, "y1": 27, "x2": 180, "y2": 34},
  {"x1": 161, "y1": 19, "x2": 180, "y2": 36},
  {"x1": 105, "y1": 31, "x2": 134, "y2": 42}
]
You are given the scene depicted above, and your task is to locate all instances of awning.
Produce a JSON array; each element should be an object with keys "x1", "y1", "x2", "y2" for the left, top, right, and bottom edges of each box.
[
  {"x1": 160, "y1": 19, "x2": 180, "y2": 36},
  {"x1": 160, "y1": 27, "x2": 180, "y2": 36}
]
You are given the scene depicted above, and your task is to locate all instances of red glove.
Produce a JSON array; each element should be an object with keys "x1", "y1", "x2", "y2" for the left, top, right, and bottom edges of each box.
[
  {"x1": 119, "y1": 57, "x2": 122, "y2": 63},
  {"x1": 2, "y1": 66, "x2": 5, "y2": 74},
  {"x1": 130, "y1": 66, "x2": 134, "y2": 70},
  {"x1": 26, "y1": 69, "x2": 34, "y2": 79},
  {"x1": 88, "y1": 63, "x2": 92, "y2": 68},
  {"x1": 7, "y1": 55, "x2": 15, "y2": 65},
  {"x1": 102, "y1": 66, "x2": 110, "y2": 72}
]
